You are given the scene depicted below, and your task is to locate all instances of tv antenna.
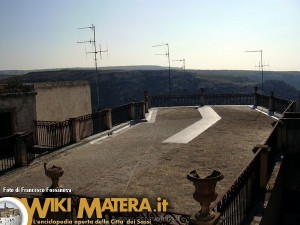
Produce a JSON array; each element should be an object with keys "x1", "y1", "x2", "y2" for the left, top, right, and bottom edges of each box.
[
  {"x1": 173, "y1": 59, "x2": 185, "y2": 75},
  {"x1": 77, "y1": 24, "x2": 108, "y2": 110},
  {"x1": 245, "y1": 50, "x2": 268, "y2": 92},
  {"x1": 255, "y1": 61, "x2": 270, "y2": 71},
  {"x1": 152, "y1": 43, "x2": 171, "y2": 95},
  {"x1": 255, "y1": 61, "x2": 261, "y2": 70},
  {"x1": 77, "y1": 24, "x2": 108, "y2": 71}
]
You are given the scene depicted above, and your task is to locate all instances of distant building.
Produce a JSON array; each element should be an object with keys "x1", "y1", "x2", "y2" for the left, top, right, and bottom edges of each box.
[
  {"x1": 0, "y1": 81, "x2": 92, "y2": 137},
  {"x1": 0, "y1": 203, "x2": 20, "y2": 225},
  {"x1": 34, "y1": 81, "x2": 92, "y2": 121},
  {"x1": 0, "y1": 84, "x2": 36, "y2": 137}
]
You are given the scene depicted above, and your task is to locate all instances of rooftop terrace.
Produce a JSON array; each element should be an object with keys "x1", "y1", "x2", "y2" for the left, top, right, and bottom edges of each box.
[{"x1": 0, "y1": 105, "x2": 276, "y2": 214}]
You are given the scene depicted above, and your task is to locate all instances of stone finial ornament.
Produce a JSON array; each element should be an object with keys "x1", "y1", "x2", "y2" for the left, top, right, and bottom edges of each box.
[
  {"x1": 187, "y1": 170, "x2": 224, "y2": 222},
  {"x1": 44, "y1": 162, "x2": 64, "y2": 189}
]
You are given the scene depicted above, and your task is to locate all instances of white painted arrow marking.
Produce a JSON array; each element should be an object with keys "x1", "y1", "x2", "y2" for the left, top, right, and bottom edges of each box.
[{"x1": 163, "y1": 106, "x2": 221, "y2": 144}]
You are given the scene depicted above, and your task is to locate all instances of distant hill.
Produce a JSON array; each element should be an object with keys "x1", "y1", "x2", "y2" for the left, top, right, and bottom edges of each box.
[
  {"x1": 1, "y1": 67, "x2": 299, "y2": 89},
  {"x1": 0, "y1": 65, "x2": 170, "y2": 76},
  {"x1": 191, "y1": 70, "x2": 300, "y2": 91},
  {"x1": 0, "y1": 69, "x2": 298, "y2": 112}
]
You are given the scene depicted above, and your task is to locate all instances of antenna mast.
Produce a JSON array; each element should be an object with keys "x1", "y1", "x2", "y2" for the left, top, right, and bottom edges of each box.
[
  {"x1": 152, "y1": 43, "x2": 171, "y2": 95},
  {"x1": 245, "y1": 50, "x2": 268, "y2": 92},
  {"x1": 77, "y1": 24, "x2": 98, "y2": 71},
  {"x1": 77, "y1": 24, "x2": 108, "y2": 110},
  {"x1": 173, "y1": 59, "x2": 185, "y2": 75}
]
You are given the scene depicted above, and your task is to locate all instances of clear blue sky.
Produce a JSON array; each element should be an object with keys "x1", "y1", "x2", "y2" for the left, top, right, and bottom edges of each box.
[{"x1": 0, "y1": 0, "x2": 299, "y2": 71}]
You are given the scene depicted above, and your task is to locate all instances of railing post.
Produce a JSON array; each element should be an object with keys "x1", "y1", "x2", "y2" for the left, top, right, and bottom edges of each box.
[
  {"x1": 260, "y1": 146, "x2": 271, "y2": 188},
  {"x1": 254, "y1": 86, "x2": 258, "y2": 107},
  {"x1": 70, "y1": 118, "x2": 80, "y2": 143},
  {"x1": 141, "y1": 102, "x2": 146, "y2": 119},
  {"x1": 15, "y1": 132, "x2": 28, "y2": 167},
  {"x1": 103, "y1": 109, "x2": 112, "y2": 130},
  {"x1": 200, "y1": 88, "x2": 205, "y2": 106},
  {"x1": 144, "y1": 91, "x2": 149, "y2": 113},
  {"x1": 129, "y1": 103, "x2": 135, "y2": 120},
  {"x1": 269, "y1": 91, "x2": 274, "y2": 112}
]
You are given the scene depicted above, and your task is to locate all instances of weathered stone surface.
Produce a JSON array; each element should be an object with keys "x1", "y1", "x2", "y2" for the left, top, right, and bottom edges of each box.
[{"x1": 0, "y1": 106, "x2": 275, "y2": 214}]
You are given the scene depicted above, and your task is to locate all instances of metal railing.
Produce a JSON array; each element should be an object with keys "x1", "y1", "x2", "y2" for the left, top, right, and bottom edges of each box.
[
  {"x1": 209, "y1": 100, "x2": 296, "y2": 225},
  {"x1": 34, "y1": 120, "x2": 71, "y2": 149},
  {"x1": 111, "y1": 103, "x2": 132, "y2": 126},
  {"x1": 205, "y1": 93, "x2": 253, "y2": 105},
  {"x1": 149, "y1": 94, "x2": 199, "y2": 107},
  {"x1": 0, "y1": 134, "x2": 17, "y2": 174},
  {"x1": 75, "y1": 111, "x2": 106, "y2": 139},
  {"x1": 134, "y1": 102, "x2": 143, "y2": 119},
  {"x1": 257, "y1": 93, "x2": 269, "y2": 109},
  {"x1": 0, "y1": 131, "x2": 35, "y2": 174},
  {"x1": 34, "y1": 101, "x2": 145, "y2": 150},
  {"x1": 1, "y1": 91, "x2": 296, "y2": 222},
  {"x1": 91, "y1": 111, "x2": 106, "y2": 135},
  {"x1": 148, "y1": 91, "x2": 294, "y2": 115},
  {"x1": 273, "y1": 97, "x2": 294, "y2": 114},
  {"x1": 212, "y1": 149, "x2": 261, "y2": 225},
  {"x1": 211, "y1": 116, "x2": 282, "y2": 224},
  {"x1": 76, "y1": 114, "x2": 93, "y2": 139},
  {"x1": 34, "y1": 120, "x2": 58, "y2": 147},
  {"x1": 149, "y1": 93, "x2": 253, "y2": 108},
  {"x1": 33, "y1": 90, "x2": 294, "y2": 151}
]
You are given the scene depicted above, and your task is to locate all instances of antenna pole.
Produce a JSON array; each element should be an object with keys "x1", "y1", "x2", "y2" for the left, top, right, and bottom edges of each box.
[
  {"x1": 77, "y1": 24, "x2": 108, "y2": 111},
  {"x1": 167, "y1": 43, "x2": 171, "y2": 96},
  {"x1": 245, "y1": 50, "x2": 267, "y2": 92},
  {"x1": 92, "y1": 25, "x2": 98, "y2": 72},
  {"x1": 261, "y1": 50, "x2": 263, "y2": 92},
  {"x1": 152, "y1": 43, "x2": 171, "y2": 95},
  {"x1": 173, "y1": 59, "x2": 186, "y2": 75},
  {"x1": 78, "y1": 25, "x2": 98, "y2": 72}
]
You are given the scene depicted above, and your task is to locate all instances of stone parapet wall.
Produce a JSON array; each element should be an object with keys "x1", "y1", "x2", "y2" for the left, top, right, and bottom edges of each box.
[
  {"x1": 0, "y1": 92, "x2": 37, "y2": 133},
  {"x1": 34, "y1": 81, "x2": 92, "y2": 121}
]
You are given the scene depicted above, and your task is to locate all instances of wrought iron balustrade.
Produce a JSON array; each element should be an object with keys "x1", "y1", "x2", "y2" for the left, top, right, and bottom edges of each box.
[
  {"x1": 273, "y1": 97, "x2": 293, "y2": 114},
  {"x1": 111, "y1": 103, "x2": 132, "y2": 126},
  {"x1": 212, "y1": 150, "x2": 261, "y2": 225},
  {"x1": 256, "y1": 94, "x2": 269, "y2": 109},
  {"x1": 75, "y1": 111, "x2": 105, "y2": 139},
  {"x1": 0, "y1": 134, "x2": 17, "y2": 173},
  {"x1": 134, "y1": 102, "x2": 143, "y2": 119},
  {"x1": 149, "y1": 93, "x2": 253, "y2": 108},
  {"x1": 34, "y1": 120, "x2": 71, "y2": 149},
  {"x1": 211, "y1": 119, "x2": 280, "y2": 225},
  {"x1": 205, "y1": 93, "x2": 253, "y2": 105},
  {"x1": 91, "y1": 111, "x2": 106, "y2": 135},
  {"x1": 149, "y1": 94, "x2": 199, "y2": 108}
]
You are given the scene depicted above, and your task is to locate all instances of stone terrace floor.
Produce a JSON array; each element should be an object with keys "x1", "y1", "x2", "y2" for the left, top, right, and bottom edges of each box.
[{"x1": 0, "y1": 106, "x2": 276, "y2": 214}]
